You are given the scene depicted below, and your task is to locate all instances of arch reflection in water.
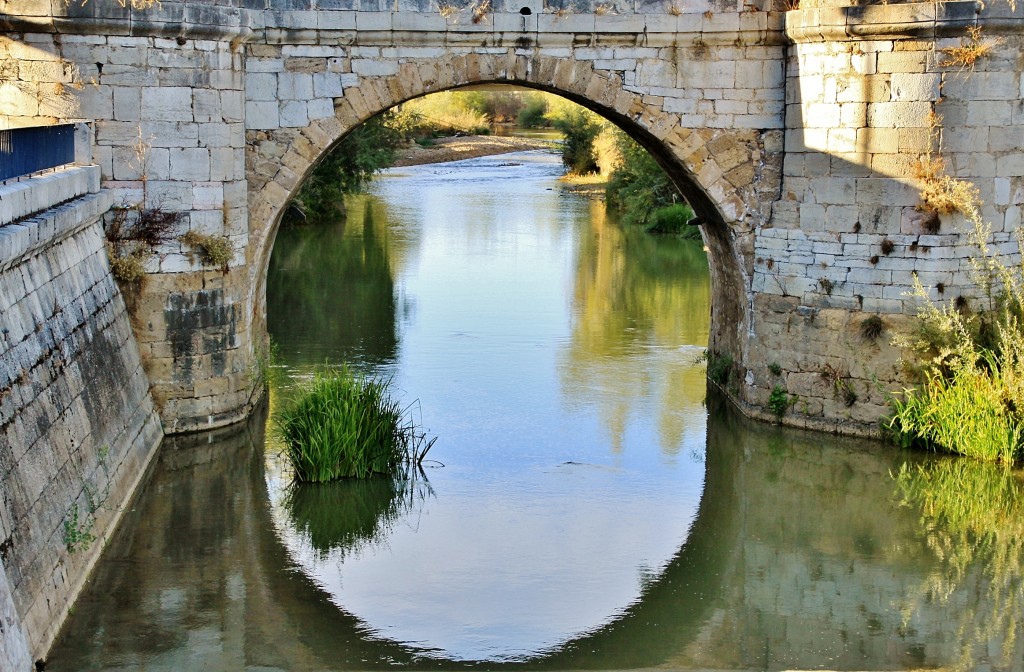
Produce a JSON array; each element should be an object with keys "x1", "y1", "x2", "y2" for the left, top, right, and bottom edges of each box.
[
  {"x1": 263, "y1": 152, "x2": 707, "y2": 662},
  {"x1": 46, "y1": 396, "x2": 1024, "y2": 671}
]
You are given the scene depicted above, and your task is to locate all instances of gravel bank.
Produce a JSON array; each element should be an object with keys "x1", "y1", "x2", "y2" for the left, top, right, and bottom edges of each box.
[{"x1": 391, "y1": 135, "x2": 555, "y2": 167}]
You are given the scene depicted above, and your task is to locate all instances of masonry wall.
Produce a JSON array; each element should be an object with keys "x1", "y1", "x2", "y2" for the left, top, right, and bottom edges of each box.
[
  {"x1": 738, "y1": 2, "x2": 1024, "y2": 431},
  {"x1": 2, "y1": 11, "x2": 258, "y2": 434},
  {"x1": 0, "y1": 167, "x2": 163, "y2": 667}
]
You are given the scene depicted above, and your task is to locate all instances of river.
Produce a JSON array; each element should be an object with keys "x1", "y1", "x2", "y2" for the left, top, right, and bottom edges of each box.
[{"x1": 48, "y1": 150, "x2": 1024, "y2": 671}]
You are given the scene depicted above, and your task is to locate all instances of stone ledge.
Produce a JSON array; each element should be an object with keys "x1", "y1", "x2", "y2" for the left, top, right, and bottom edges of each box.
[
  {"x1": 0, "y1": 165, "x2": 101, "y2": 226},
  {"x1": 787, "y1": 0, "x2": 1024, "y2": 42},
  {"x1": 0, "y1": 189, "x2": 112, "y2": 273}
]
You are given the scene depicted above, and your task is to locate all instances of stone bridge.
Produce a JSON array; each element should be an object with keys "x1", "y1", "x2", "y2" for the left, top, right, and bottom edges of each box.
[{"x1": 4, "y1": 0, "x2": 1024, "y2": 435}]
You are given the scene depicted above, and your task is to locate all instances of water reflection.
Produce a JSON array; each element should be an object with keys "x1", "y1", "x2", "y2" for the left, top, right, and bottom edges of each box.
[
  {"x1": 47, "y1": 394, "x2": 1024, "y2": 670},
  {"x1": 560, "y1": 200, "x2": 710, "y2": 455},
  {"x1": 262, "y1": 153, "x2": 710, "y2": 662},
  {"x1": 267, "y1": 201, "x2": 403, "y2": 369},
  {"x1": 895, "y1": 459, "x2": 1024, "y2": 670},
  {"x1": 282, "y1": 469, "x2": 432, "y2": 561}
]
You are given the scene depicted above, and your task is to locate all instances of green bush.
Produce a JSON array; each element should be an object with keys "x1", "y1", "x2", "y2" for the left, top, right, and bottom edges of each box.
[
  {"x1": 645, "y1": 203, "x2": 698, "y2": 238},
  {"x1": 517, "y1": 95, "x2": 549, "y2": 128},
  {"x1": 293, "y1": 111, "x2": 406, "y2": 223},
  {"x1": 551, "y1": 106, "x2": 602, "y2": 175},
  {"x1": 605, "y1": 130, "x2": 687, "y2": 229},
  {"x1": 888, "y1": 203, "x2": 1024, "y2": 463},
  {"x1": 277, "y1": 366, "x2": 431, "y2": 482}
]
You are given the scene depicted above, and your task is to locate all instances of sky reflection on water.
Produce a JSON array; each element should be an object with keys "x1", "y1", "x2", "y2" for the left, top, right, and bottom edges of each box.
[{"x1": 267, "y1": 151, "x2": 710, "y2": 661}]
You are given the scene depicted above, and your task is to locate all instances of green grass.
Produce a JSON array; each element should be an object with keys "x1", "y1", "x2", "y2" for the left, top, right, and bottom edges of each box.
[
  {"x1": 276, "y1": 366, "x2": 433, "y2": 482},
  {"x1": 887, "y1": 353, "x2": 1022, "y2": 463},
  {"x1": 644, "y1": 204, "x2": 699, "y2": 239},
  {"x1": 888, "y1": 212, "x2": 1024, "y2": 464}
]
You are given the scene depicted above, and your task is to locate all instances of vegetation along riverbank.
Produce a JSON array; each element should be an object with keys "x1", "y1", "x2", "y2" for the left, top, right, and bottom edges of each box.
[{"x1": 289, "y1": 88, "x2": 699, "y2": 239}]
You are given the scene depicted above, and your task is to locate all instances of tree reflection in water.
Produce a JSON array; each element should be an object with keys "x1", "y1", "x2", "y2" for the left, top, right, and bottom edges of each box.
[{"x1": 559, "y1": 200, "x2": 710, "y2": 456}]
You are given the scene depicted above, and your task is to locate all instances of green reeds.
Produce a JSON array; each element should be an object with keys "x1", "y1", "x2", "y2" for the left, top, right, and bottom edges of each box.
[
  {"x1": 277, "y1": 366, "x2": 434, "y2": 482},
  {"x1": 888, "y1": 211, "x2": 1024, "y2": 464},
  {"x1": 888, "y1": 353, "x2": 1022, "y2": 463}
]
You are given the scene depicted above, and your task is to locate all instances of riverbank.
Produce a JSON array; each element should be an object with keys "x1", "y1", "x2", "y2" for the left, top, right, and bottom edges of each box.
[{"x1": 392, "y1": 135, "x2": 555, "y2": 167}]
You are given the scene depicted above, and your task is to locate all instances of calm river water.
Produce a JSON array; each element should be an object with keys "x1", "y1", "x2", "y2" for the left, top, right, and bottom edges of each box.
[{"x1": 50, "y1": 151, "x2": 1024, "y2": 671}]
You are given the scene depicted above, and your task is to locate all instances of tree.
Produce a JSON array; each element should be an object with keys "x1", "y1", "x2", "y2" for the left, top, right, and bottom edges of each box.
[{"x1": 293, "y1": 111, "x2": 405, "y2": 223}]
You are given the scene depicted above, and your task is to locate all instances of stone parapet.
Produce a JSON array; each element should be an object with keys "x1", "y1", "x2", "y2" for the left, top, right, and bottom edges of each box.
[{"x1": 0, "y1": 165, "x2": 101, "y2": 228}]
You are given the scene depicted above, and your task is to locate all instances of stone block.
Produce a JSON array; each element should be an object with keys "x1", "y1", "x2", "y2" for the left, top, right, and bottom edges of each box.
[
  {"x1": 192, "y1": 89, "x2": 222, "y2": 123},
  {"x1": 141, "y1": 87, "x2": 193, "y2": 121},
  {"x1": 246, "y1": 72, "x2": 279, "y2": 101},
  {"x1": 245, "y1": 101, "x2": 280, "y2": 130},
  {"x1": 144, "y1": 181, "x2": 193, "y2": 209},
  {"x1": 866, "y1": 101, "x2": 932, "y2": 128},
  {"x1": 965, "y1": 100, "x2": 1013, "y2": 126},
  {"x1": 942, "y1": 72, "x2": 1019, "y2": 102},
  {"x1": 889, "y1": 72, "x2": 939, "y2": 102},
  {"x1": 996, "y1": 153, "x2": 1024, "y2": 175},
  {"x1": 313, "y1": 71, "x2": 346, "y2": 98},
  {"x1": 876, "y1": 50, "x2": 926, "y2": 74},
  {"x1": 246, "y1": 58, "x2": 286, "y2": 73},
  {"x1": 351, "y1": 59, "x2": 400, "y2": 77},
  {"x1": 278, "y1": 72, "x2": 315, "y2": 100},
  {"x1": 306, "y1": 98, "x2": 335, "y2": 120}
]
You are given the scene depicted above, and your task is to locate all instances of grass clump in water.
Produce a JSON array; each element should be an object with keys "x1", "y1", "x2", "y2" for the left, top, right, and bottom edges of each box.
[{"x1": 277, "y1": 366, "x2": 434, "y2": 482}]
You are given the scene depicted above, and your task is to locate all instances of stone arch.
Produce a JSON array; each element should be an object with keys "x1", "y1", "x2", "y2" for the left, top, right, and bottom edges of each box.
[{"x1": 246, "y1": 51, "x2": 783, "y2": 363}]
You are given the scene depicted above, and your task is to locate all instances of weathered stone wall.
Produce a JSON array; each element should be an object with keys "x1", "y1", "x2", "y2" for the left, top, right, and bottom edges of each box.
[
  {"x1": 738, "y1": 2, "x2": 1024, "y2": 431},
  {"x1": 0, "y1": 167, "x2": 163, "y2": 668},
  {"x1": 2, "y1": 10, "x2": 257, "y2": 434}
]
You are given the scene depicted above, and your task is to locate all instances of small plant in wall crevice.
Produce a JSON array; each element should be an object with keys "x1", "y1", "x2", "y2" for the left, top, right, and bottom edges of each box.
[
  {"x1": 939, "y1": 26, "x2": 1003, "y2": 71},
  {"x1": 180, "y1": 231, "x2": 233, "y2": 271},
  {"x1": 860, "y1": 315, "x2": 884, "y2": 341},
  {"x1": 63, "y1": 503, "x2": 96, "y2": 554},
  {"x1": 820, "y1": 363, "x2": 857, "y2": 407},
  {"x1": 105, "y1": 202, "x2": 180, "y2": 307},
  {"x1": 699, "y1": 349, "x2": 734, "y2": 386},
  {"x1": 768, "y1": 385, "x2": 791, "y2": 421}
]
